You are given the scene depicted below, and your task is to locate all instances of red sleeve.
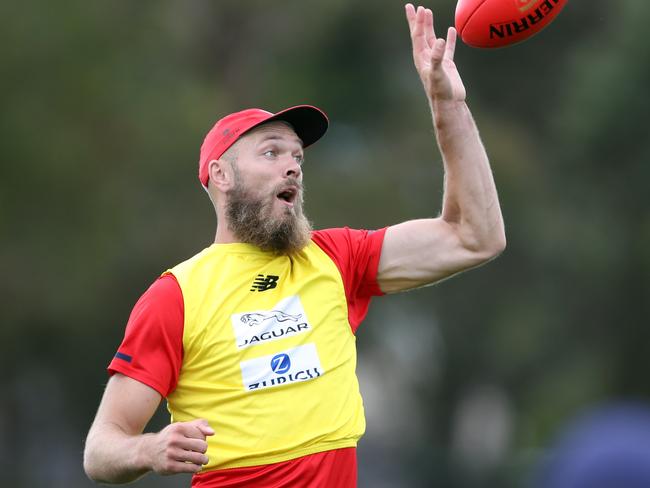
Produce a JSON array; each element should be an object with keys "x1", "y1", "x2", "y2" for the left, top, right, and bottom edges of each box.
[
  {"x1": 312, "y1": 227, "x2": 387, "y2": 333},
  {"x1": 107, "y1": 273, "x2": 184, "y2": 398}
]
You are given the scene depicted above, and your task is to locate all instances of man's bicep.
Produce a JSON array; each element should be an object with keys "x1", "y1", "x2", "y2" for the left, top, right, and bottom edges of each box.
[
  {"x1": 93, "y1": 373, "x2": 162, "y2": 436},
  {"x1": 377, "y1": 218, "x2": 487, "y2": 293}
]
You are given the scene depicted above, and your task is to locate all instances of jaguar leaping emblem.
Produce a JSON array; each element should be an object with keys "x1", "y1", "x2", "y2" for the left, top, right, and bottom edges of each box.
[{"x1": 240, "y1": 310, "x2": 302, "y2": 327}]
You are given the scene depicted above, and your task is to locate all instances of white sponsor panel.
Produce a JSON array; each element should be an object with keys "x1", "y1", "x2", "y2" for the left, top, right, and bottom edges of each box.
[
  {"x1": 240, "y1": 343, "x2": 324, "y2": 392},
  {"x1": 231, "y1": 295, "x2": 311, "y2": 349}
]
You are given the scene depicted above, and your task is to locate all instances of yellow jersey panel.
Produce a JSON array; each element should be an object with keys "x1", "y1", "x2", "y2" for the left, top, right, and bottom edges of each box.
[{"x1": 167, "y1": 241, "x2": 365, "y2": 471}]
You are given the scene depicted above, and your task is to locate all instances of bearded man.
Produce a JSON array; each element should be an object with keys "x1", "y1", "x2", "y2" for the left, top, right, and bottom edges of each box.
[{"x1": 83, "y1": 5, "x2": 506, "y2": 487}]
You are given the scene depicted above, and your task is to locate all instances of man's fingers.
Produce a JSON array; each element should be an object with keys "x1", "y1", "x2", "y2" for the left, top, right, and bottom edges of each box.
[
  {"x1": 155, "y1": 447, "x2": 209, "y2": 475},
  {"x1": 431, "y1": 37, "x2": 446, "y2": 66},
  {"x1": 424, "y1": 8, "x2": 436, "y2": 48},
  {"x1": 164, "y1": 428, "x2": 209, "y2": 455},
  {"x1": 445, "y1": 27, "x2": 457, "y2": 61},
  {"x1": 150, "y1": 420, "x2": 215, "y2": 476},
  {"x1": 408, "y1": 5, "x2": 429, "y2": 54},
  {"x1": 175, "y1": 448, "x2": 209, "y2": 467},
  {"x1": 181, "y1": 437, "x2": 209, "y2": 454},
  {"x1": 405, "y1": 3, "x2": 416, "y2": 32},
  {"x1": 161, "y1": 458, "x2": 206, "y2": 475},
  {"x1": 406, "y1": 5, "x2": 437, "y2": 46}
]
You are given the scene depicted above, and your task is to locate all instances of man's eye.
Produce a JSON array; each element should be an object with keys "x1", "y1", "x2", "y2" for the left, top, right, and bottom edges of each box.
[
  {"x1": 263, "y1": 150, "x2": 276, "y2": 158},
  {"x1": 294, "y1": 155, "x2": 304, "y2": 164}
]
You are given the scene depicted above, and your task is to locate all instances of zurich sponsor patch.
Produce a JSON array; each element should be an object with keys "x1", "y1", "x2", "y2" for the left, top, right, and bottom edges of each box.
[
  {"x1": 232, "y1": 296, "x2": 311, "y2": 349},
  {"x1": 240, "y1": 343, "x2": 323, "y2": 392}
]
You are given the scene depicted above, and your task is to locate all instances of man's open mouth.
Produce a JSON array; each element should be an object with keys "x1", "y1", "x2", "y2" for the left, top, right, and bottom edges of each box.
[{"x1": 276, "y1": 187, "x2": 298, "y2": 204}]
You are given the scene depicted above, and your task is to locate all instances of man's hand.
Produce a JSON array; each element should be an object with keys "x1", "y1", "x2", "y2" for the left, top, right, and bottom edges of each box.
[
  {"x1": 143, "y1": 419, "x2": 215, "y2": 475},
  {"x1": 405, "y1": 4, "x2": 466, "y2": 103},
  {"x1": 84, "y1": 374, "x2": 216, "y2": 483}
]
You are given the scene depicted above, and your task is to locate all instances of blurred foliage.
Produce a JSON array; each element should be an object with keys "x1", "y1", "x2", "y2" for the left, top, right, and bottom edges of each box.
[{"x1": 1, "y1": 1, "x2": 649, "y2": 487}]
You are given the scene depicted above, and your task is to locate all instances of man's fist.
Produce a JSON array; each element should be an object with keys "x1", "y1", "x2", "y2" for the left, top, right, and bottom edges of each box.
[{"x1": 144, "y1": 418, "x2": 215, "y2": 475}]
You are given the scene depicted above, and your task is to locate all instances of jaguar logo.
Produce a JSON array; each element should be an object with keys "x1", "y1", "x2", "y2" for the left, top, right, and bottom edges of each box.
[{"x1": 240, "y1": 310, "x2": 302, "y2": 327}]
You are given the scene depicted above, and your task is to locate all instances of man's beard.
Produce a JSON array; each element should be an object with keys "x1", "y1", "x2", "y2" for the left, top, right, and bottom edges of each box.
[{"x1": 225, "y1": 178, "x2": 313, "y2": 255}]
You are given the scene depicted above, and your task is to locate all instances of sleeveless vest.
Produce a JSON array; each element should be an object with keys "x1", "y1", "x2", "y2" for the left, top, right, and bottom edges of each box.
[{"x1": 166, "y1": 240, "x2": 365, "y2": 471}]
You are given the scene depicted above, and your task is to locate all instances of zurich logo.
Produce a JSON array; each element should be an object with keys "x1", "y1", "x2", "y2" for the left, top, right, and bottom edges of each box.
[{"x1": 270, "y1": 353, "x2": 291, "y2": 374}]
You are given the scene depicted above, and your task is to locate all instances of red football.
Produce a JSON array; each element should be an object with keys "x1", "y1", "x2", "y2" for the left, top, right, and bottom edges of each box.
[{"x1": 455, "y1": 0, "x2": 568, "y2": 48}]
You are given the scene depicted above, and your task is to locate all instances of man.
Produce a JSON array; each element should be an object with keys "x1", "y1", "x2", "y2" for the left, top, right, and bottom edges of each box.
[{"x1": 83, "y1": 4, "x2": 506, "y2": 487}]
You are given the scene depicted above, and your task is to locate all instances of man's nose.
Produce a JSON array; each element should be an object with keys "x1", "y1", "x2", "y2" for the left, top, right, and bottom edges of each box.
[{"x1": 284, "y1": 157, "x2": 302, "y2": 179}]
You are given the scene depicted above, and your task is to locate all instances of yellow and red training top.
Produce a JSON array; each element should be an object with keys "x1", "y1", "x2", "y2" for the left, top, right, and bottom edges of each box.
[{"x1": 108, "y1": 227, "x2": 386, "y2": 486}]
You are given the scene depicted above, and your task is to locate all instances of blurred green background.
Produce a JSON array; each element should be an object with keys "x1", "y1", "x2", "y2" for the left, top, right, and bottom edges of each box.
[{"x1": 2, "y1": 1, "x2": 649, "y2": 486}]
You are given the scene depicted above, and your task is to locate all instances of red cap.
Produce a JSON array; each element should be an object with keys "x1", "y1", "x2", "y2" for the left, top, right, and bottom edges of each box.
[{"x1": 198, "y1": 105, "x2": 329, "y2": 187}]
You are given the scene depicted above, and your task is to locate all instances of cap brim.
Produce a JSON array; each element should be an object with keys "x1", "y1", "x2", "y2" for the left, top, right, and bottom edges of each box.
[{"x1": 256, "y1": 105, "x2": 329, "y2": 148}]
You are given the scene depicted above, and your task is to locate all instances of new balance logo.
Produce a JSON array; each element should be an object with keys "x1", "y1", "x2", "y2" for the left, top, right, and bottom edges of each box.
[{"x1": 250, "y1": 274, "x2": 279, "y2": 292}]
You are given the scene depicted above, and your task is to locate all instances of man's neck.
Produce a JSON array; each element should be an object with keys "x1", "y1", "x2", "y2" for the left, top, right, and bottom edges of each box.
[{"x1": 214, "y1": 223, "x2": 238, "y2": 244}]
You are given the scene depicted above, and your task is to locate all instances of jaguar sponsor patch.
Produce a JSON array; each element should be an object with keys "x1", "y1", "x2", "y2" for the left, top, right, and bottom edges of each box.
[{"x1": 231, "y1": 296, "x2": 311, "y2": 349}]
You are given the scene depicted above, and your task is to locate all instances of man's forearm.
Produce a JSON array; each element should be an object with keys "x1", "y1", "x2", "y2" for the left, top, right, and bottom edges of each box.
[
  {"x1": 433, "y1": 99, "x2": 506, "y2": 255},
  {"x1": 84, "y1": 423, "x2": 153, "y2": 484}
]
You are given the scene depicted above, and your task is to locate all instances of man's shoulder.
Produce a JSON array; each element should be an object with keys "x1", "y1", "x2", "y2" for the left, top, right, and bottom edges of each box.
[
  {"x1": 165, "y1": 244, "x2": 217, "y2": 278},
  {"x1": 311, "y1": 227, "x2": 355, "y2": 242}
]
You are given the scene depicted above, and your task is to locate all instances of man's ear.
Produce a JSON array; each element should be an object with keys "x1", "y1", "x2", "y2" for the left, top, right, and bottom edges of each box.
[{"x1": 208, "y1": 159, "x2": 232, "y2": 191}]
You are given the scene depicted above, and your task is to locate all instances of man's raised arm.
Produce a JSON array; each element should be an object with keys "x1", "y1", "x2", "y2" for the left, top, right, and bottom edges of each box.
[{"x1": 377, "y1": 4, "x2": 506, "y2": 293}]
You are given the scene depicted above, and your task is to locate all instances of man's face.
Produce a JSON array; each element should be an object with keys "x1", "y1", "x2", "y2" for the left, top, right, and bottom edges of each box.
[{"x1": 224, "y1": 122, "x2": 313, "y2": 254}]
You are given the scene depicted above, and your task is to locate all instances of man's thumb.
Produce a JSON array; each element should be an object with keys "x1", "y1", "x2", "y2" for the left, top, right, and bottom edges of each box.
[{"x1": 195, "y1": 418, "x2": 215, "y2": 436}]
